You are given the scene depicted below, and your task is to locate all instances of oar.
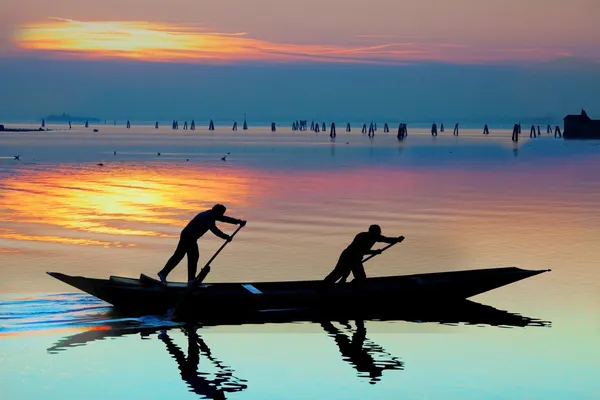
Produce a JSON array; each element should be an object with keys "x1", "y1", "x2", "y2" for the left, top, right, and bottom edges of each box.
[
  {"x1": 361, "y1": 236, "x2": 404, "y2": 263},
  {"x1": 194, "y1": 224, "x2": 244, "y2": 285},
  {"x1": 166, "y1": 225, "x2": 244, "y2": 319}
]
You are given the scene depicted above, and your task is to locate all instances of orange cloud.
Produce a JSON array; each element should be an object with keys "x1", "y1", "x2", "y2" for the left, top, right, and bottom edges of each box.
[{"x1": 12, "y1": 18, "x2": 574, "y2": 64}]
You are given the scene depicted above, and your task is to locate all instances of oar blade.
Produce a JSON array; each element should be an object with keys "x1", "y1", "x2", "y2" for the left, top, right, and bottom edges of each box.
[{"x1": 195, "y1": 265, "x2": 211, "y2": 284}]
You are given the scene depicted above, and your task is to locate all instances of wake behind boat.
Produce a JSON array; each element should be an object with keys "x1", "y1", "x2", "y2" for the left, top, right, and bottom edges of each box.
[{"x1": 47, "y1": 267, "x2": 550, "y2": 320}]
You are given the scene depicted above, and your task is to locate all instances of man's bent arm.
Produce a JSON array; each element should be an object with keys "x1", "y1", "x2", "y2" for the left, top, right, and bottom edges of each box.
[
  {"x1": 217, "y1": 215, "x2": 241, "y2": 225},
  {"x1": 210, "y1": 225, "x2": 229, "y2": 240},
  {"x1": 378, "y1": 235, "x2": 398, "y2": 244}
]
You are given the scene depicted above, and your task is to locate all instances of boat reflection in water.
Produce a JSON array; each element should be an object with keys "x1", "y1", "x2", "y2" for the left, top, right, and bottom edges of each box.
[{"x1": 46, "y1": 300, "x2": 550, "y2": 399}]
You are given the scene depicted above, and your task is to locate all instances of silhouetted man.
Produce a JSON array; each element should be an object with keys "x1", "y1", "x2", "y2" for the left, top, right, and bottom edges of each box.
[
  {"x1": 324, "y1": 225, "x2": 404, "y2": 284},
  {"x1": 158, "y1": 204, "x2": 246, "y2": 284}
]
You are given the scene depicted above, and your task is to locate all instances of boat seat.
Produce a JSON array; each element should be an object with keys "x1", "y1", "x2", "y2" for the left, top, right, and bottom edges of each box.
[
  {"x1": 110, "y1": 276, "x2": 142, "y2": 286},
  {"x1": 109, "y1": 274, "x2": 210, "y2": 288},
  {"x1": 242, "y1": 284, "x2": 263, "y2": 294}
]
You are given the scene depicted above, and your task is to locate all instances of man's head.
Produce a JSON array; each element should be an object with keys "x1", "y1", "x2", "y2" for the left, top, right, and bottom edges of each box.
[
  {"x1": 212, "y1": 204, "x2": 227, "y2": 216},
  {"x1": 368, "y1": 224, "x2": 381, "y2": 236}
]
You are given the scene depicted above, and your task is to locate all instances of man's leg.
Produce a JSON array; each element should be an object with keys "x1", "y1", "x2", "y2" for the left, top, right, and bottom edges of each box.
[
  {"x1": 158, "y1": 238, "x2": 188, "y2": 279},
  {"x1": 324, "y1": 266, "x2": 344, "y2": 284},
  {"x1": 350, "y1": 261, "x2": 367, "y2": 281},
  {"x1": 186, "y1": 242, "x2": 200, "y2": 282},
  {"x1": 324, "y1": 252, "x2": 351, "y2": 284}
]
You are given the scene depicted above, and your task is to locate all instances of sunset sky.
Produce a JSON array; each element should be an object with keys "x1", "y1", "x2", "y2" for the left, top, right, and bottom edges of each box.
[{"x1": 1, "y1": 0, "x2": 599, "y2": 121}]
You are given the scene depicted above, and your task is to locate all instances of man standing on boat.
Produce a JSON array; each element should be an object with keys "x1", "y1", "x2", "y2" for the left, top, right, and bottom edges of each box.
[
  {"x1": 158, "y1": 204, "x2": 246, "y2": 285},
  {"x1": 324, "y1": 225, "x2": 404, "y2": 284}
]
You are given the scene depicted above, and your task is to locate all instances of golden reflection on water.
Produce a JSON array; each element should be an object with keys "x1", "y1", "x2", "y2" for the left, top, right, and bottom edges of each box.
[
  {"x1": 0, "y1": 165, "x2": 254, "y2": 244},
  {"x1": 0, "y1": 229, "x2": 124, "y2": 247},
  {"x1": 0, "y1": 325, "x2": 110, "y2": 338},
  {"x1": 0, "y1": 248, "x2": 21, "y2": 253},
  {"x1": 1, "y1": 157, "x2": 600, "y2": 317}
]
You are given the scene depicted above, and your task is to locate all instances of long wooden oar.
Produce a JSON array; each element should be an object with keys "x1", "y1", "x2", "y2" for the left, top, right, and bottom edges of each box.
[
  {"x1": 194, "y1": 224, "x2": 244, "y2": 285},
  {"x1": 167, "y1": 225, "x2": 244, "y2": 319},
  {"x1": 361, "y1": 236, "x2": 404, "y2": 263}
]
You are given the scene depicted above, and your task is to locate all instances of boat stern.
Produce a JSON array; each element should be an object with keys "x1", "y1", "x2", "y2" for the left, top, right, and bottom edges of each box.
[{"x1": 461, "y1": 267, "x2": 551, "y2": 298}]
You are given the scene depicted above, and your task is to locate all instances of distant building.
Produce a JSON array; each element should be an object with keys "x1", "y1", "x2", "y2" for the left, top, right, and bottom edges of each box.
[
  {"x1": 45, "y1": 113, "x2": 100, "y2": 124},
  {"x1": 563, "y1": 109, "x2": 600, "y2": 139}
]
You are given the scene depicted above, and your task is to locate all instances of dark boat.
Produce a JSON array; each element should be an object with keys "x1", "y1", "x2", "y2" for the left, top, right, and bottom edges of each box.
[{"x1": 47, "y1": 267, "x2": 549, "y2": 319}]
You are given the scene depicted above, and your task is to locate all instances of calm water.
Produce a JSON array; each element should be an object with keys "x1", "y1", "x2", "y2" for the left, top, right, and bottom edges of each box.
[{"x1": 1, "y1": 126, "x2": 600, "y2": 399}]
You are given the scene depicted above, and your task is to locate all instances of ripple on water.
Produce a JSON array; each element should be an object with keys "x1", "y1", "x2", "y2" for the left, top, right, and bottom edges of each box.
[{"x1": 0, "y1": 293, "x2": 180, "y2": 335}]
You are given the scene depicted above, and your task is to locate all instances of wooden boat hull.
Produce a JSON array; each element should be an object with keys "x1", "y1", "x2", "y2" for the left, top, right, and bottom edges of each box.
[{"x1": 47, "y1": 267, "x2": 549, "y2": 319}]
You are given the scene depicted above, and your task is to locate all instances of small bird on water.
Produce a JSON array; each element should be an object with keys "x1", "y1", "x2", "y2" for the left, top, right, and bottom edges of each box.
[
  {"x1": 221, "y1": 152, "x2": 230, "y2": 162},
  {"x1": 14, "y1": 155, "x2": 20, "y2": 160}
]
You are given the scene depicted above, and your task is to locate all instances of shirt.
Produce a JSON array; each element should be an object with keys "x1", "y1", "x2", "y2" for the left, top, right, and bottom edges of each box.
[
  {"x1": 181, "y1": 210, "x2": 239, "y2": 240},
  {"x1": 345, "y1": 232, "x2": 381, "y2": 256}
]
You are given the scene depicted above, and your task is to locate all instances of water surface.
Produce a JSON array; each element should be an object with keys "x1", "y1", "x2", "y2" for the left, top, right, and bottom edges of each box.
[{"x1": 1, "y1": 127, "x2": 599, "y2": 399}]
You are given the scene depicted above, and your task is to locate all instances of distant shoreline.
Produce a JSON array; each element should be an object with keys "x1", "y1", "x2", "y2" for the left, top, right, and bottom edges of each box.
[
  {"x1": 0, "y1": 121, "x2": 564, "y2": 130},
  {"x1": 0, "y1": 125, "x2": 51, "y2": 132},
  {"x1": 44, "y1": 113, "x2": 100, "y2": 124}
]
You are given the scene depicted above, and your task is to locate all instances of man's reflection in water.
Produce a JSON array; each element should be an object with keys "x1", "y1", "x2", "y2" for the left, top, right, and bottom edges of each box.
[
  {"x1": 159, "y1": 326, "x2": 248, "y2": 400},
  {"x1": 321, "y1": 320, "x2": 404, "y2": 384}
]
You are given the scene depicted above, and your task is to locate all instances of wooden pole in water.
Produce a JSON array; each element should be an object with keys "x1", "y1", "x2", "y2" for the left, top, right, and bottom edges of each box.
[{"x1": 512, "y1": 124, "x2": 519, "y2": 142}]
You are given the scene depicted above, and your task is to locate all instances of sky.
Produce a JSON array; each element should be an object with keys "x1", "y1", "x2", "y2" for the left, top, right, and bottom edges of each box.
[{"x1": 1, "y1": 0, "x2": 599, "y2": 123}]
